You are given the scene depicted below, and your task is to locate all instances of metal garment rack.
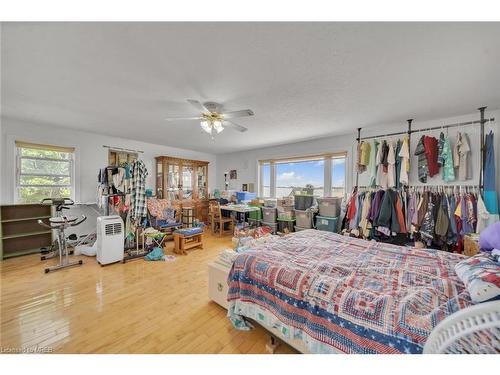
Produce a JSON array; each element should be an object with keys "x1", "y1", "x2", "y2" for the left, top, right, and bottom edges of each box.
[{"x1": 354, "y1": 107, "x2": 495, "y2": 190}]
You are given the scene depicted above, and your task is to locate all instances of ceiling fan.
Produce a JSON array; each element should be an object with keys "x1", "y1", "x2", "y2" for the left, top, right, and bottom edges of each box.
[{"x1": 165, "y1": 99, "x2": 254, "y2": 138}]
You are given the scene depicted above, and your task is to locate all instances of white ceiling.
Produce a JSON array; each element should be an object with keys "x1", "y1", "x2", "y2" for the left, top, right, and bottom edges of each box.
[{"x1": 2, "y1": 22, "x2": 500, "y2": 154}]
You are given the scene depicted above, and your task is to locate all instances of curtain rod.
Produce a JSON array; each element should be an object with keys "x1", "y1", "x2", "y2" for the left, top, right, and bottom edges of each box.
[
  {"x1": 358, "y1": 117, "x2": 495, "y2": 141},
  {"x1": 103, "y1": 145, "x2": 144, "y2": 154}
]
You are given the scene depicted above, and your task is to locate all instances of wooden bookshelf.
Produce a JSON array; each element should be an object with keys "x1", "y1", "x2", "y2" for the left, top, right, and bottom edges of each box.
[{"x1": 0, "y1": 204, "x2": 53, "y2": 260}]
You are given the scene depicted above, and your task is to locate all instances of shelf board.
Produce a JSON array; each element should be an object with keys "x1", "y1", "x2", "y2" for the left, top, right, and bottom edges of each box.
[
  {"x1": 3, "y1": 247, "x2": 42, "y2": 259},
  {"x1": 1, "y1": 215, "x2": 51, "y2": 223},
  {"x1": 2, "y1": 230, "x2": 52, "y2": 240}
]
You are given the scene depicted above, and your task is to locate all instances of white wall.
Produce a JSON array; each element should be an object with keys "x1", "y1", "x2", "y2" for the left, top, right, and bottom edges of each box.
[
  {"x1": 1, "y1": 117, "x2": 217, "y2": 205},
  {"x1": 216, "y1": 110, "x2": 499, "y2": 195}
]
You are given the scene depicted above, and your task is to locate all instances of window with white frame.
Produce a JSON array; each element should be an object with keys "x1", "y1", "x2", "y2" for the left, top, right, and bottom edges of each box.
[
  {"x1": 15, "y1": 141, "x2": 75, "y2": 204},
  {"x1": 258, "y1": 153, "x2": 346, "y2": 198}
]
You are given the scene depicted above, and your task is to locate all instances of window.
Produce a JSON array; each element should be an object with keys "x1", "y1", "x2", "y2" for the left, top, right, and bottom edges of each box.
[
  {"x1": 275, "y1": 158, "x2": 324, "y2": 197},
  {"x1": 260, "y1": 162, "x2": 271, "y2": 198},
  {"x1": 15, "y1": 141, "x2": 75, "y2": 204},
  {"x1": 258, "y1": 152, "x2": 346, "y2": 198},
  {"x1": 331, "y1": 155, "x2": 346, "y2": 197}
]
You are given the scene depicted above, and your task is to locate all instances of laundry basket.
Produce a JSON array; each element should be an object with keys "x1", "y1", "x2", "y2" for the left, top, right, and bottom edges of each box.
[{"x1": 423, "y1": 301, "x2": 500, "y2": 354}]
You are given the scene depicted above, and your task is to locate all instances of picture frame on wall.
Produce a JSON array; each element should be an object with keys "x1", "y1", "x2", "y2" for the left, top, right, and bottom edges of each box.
[{"x1": 229, "y1": 170, "x2": 237, "y2": 180}]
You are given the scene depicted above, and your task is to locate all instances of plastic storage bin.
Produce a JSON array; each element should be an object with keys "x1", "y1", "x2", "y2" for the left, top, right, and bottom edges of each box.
[
  {"x1": 294, "y1": 210, "x2": 314, "y2": 229},
  {"x1": 294, "y1": 195, "x2": 315, "y2": 210},
  {"x1": 277, "y1": 219, "x2": 295, "y2": 233},
  {"x1": 261, "y1": 221, "x2": 278, "y2": 234},
  {"x1": 236, "y1": 191, "x2": 257, "y2": 203},
  {"x1": 317, "y1": 197, "x2": 341, "y2": 217},
  {"x1": 264, "y1": 199, "x2": 277, "y2": 208},
  {"x1": 277, "y1": 205, "x2": 295, "y2": 220},
  {"x1": 315, "y1": 215, "x2": 338, "y2": 232},
  {"x1": 262, "y1": 207, "x2": 277, "y2": 223}
]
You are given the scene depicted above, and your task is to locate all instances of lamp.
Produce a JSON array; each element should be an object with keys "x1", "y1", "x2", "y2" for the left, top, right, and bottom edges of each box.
[
  {"x1": 200, "y1": 120, "x2": 211, "y2": 134},
  {"x1": 213, "y1": 120, "x2": 224, "y2": 133},
  {"x1": 200, "y1": 119, "x2": 225, "y2": 135}
]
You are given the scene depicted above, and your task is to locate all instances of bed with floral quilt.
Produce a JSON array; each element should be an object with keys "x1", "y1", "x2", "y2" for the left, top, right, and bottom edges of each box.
[{"x1": 227, "y1": 230, "x2": 473, "y2": 354}]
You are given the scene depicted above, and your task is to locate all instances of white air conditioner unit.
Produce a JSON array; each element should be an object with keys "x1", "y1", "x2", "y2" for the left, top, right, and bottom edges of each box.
[{"x1": 96, "y1": 216, "x2": 124, "y2": 265}]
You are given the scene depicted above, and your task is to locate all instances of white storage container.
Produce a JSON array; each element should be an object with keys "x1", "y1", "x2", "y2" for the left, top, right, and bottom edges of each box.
[
  {"x1": 264, "y1": 199, "x2": 277, "y2": 208},
  {"x1": 262, "y1": 207, "x2": 277, "y2": 223},
  {"x1": 295, "y1": 210, "x2": 314, "y2": 229},
  {"x1": 317, "y1": 197, "x2": 341, "y2": 217},
  {"x1": 208, "y1": 262, "x2": 231, "y2": 309}
]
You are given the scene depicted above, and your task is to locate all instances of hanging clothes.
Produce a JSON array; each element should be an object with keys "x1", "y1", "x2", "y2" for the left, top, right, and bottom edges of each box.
[
  {"x1": 398, "y1": 137, "x2": 410, "y2": 187},
  {"x1": 455, "y1": 132, "x2": 472, "y2": 181},
  {"x1": 441, "y1": 135, "x2": 455, "y2": 182},
  {"x1": 131, "y1": 160, "x2": 149, "y2": 220},
  {"x1": 386, "y1": 141, "x2": 396, "y2": 188},
  {"x1": 483, "y1": 130, "x2": 499, "y2": 217},
  {"x1": 376, "y1": 141, "x2": 390, "y2": 188},
  {"x1": 414, "y1": 136, "x2": 429, "y2": 183},
  {"x1": 423, "y1": 135, "x2": 439, "y2": 178},
  {"x1": 368, "y1": 140, "x2": 379, "y2": 187}
]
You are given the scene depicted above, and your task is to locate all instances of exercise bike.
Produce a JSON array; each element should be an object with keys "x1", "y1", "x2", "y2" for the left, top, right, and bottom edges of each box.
[
  {"x1": 38, "y1": 198, "x2": 87, "y2": 273},
  {"x1": 40, "y1": 198, "x2": 77, "y2": 260}
]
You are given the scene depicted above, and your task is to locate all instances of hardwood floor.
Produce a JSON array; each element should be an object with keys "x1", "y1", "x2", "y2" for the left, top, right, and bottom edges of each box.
[{"x1": 0, "y1": 232, "x2": 297, "y2": 354}]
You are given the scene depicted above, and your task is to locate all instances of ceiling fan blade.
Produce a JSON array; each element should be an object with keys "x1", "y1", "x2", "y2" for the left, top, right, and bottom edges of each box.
[
  {"x1": 187, "y1": 99, "x2": 212, "y2": 114},
  {"x1": 223, "y1": 120, "x2": 248, "y2": 133},
  {"x1": 165, "y1": 116, "x2": 204, "y2": 121},
  {"x1": 220, "y1": 109, "x2": 254, "y2": 119}
]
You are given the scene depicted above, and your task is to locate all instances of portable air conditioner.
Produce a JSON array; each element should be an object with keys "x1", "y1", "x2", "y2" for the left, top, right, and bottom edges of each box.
[{"x1": 96, "y1": 216, "x2": 124, "y2": 265}]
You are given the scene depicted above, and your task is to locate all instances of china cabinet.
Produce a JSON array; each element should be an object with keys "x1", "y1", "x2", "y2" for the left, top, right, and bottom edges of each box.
[{"x1": 155, "y1": 156, "x2": 209, "y2": 223}]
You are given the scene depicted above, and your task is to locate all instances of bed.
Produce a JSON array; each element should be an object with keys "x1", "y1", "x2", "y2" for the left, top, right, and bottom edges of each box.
[{"x1": 227, "y1": 230, "x2": 473, "y2": 354}]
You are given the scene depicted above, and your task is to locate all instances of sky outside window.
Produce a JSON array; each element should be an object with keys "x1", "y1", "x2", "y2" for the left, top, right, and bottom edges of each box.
[{"x1": 276, "y1": 159, "x2": 324, "y2": 197}]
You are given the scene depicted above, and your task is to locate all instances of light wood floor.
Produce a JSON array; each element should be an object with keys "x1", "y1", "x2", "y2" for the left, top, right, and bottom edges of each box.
[{"x1": 0, "y1": 232, "x2": 297, "y2": 354}]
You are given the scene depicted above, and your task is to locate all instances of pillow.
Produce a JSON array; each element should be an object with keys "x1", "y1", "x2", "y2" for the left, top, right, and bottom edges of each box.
[{"x1": 454, "y1": 253, "x2": 500, "y2": 303}]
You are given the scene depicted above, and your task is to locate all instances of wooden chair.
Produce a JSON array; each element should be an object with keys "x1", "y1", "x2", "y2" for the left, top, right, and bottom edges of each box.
[{"x1": 210, "y1": 202, "x2": 234, "y2": 236}]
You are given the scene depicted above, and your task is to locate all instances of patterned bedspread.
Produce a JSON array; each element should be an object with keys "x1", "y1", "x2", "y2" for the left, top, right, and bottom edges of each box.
[{"x1": 227, "y1": 230, "x2": 472, "y2": 354}]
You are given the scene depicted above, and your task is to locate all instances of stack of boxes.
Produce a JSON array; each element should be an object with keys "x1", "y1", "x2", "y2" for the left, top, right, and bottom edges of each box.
[
  {"x1": 276, "y1": 196, "x2": 295, "y2": 233},
  {"x1": 261, "y1": 199, "x2": 278, "y2": 233},
  {"x1": 294, "y1": 194, "x2": 316, "y2": 231},
  {"x1": 315, "y1": 197, "x2": 341, "y2": 232}
]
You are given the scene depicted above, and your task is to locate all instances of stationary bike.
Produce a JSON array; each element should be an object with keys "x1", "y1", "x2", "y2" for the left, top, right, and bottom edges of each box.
[
  {"x1": 38, "y1": 198, "x2": 87, "y2": 273},
  {"x1": 40, "y1": 198, "x2": 75, "y2": 260}
]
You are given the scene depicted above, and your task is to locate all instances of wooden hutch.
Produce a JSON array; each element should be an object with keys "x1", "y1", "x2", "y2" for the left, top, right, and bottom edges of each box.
[{"x1": 155, "y1": 156, "x2": 209, "y2": 223}]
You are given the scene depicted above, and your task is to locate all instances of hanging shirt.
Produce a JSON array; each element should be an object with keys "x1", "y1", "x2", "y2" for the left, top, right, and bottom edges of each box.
[
  {"x1": 376, "y1": 141, "x2": 388, "y2": 188},
  {"x1": 477, "y1": 192, "x2": 493, "y2": 233},
  {"x1": 423, "y1": 135, "x2": 439, "y2": 177},
  {"x1": 441, "y1": 136, "x2": 455, "y2": 182},
  {"x1": 437, "y1": 132, "x2": 445, "y2": 166},
  {"x1": 360, "y1": 142, "x2": 371, "y2": 170},
  {"x1": 455, "y1": 132, "x2": 471, "y2": 181},
  {"x1": 368, "y1": 140, "x2": 379, "y2": 187},
  {"x1": 387, "y1": 141, "x2": 396, "y2": 188},
  {"x1": 414, "y1": 136, "x2": 429, "y2": 183},
  {"x1": 398, "y1": 137, "x2": 410, "y2": 186}
]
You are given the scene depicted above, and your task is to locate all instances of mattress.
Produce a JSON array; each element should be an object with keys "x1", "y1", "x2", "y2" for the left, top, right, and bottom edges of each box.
[{"x1": 227, "y1": 230, "x2": 472, "y2": 354}]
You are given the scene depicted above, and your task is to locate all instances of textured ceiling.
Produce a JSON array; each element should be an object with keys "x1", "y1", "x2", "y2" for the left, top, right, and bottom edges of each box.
[{"x1": 2, "y1": 22, "x2": 500, "y2": 154}]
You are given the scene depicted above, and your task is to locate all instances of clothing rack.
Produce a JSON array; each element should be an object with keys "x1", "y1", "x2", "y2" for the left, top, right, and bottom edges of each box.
[
  {"x1": 102, "y1": 145, "x2": 144, "y2": 154},
  {"x1": 354, "y1": 107, "x2": 495, "y2": 191}
]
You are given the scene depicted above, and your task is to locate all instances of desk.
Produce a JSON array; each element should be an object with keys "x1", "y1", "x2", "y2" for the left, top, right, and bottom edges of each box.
[{"x1": 220, "y1": 205, "x2": 261, "y2": 226}]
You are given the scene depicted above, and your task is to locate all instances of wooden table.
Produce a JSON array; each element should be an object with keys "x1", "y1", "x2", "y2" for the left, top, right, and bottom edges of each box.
[{"x1": 173, "y1": 231, "x2": 204, "y2": 255}]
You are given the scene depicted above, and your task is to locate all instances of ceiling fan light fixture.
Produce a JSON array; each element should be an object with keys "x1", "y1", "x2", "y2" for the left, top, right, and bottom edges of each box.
[
  {"x1": 200, "y1": 120, "x2": 211, "y2": 134},
  {"x1": 213, "y1": 120, "x2": 224, "y2": 133}
]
